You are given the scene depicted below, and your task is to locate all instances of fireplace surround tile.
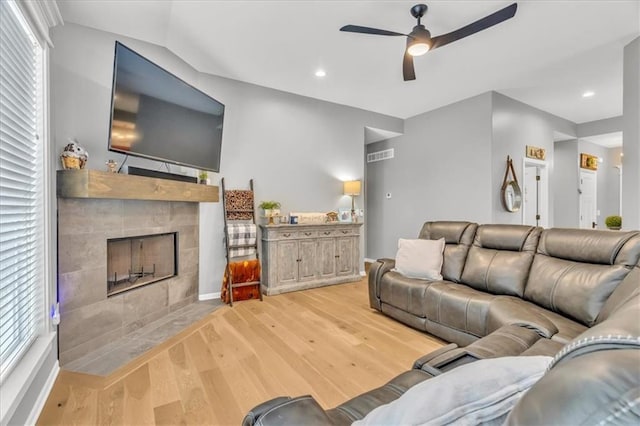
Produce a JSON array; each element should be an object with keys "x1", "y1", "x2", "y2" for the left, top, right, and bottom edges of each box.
[
  {"x1": 59, "y1": 294, "x2": 124, "y2": 352},
  {"x1": 122, "y1": 280, "x2": 168, "y2": 325},
  {"x1": 58, "y1": 199, "x2": 124, "y2": 235},
  {"x1": 58, "y1": 266, "x2": 108, "y2": 312},
  {"x1": 59, "y1": 327, "x2": 124, "y2": 366},
  {"x1": 58, "y1": 232, "x2": 107, "y2": 274},
  {"x1": 57, "y1": 198, "x2": 200, "y2": 366},
  {"x1": 122, "y1": 200, "x2": 171, "y2": 230}
]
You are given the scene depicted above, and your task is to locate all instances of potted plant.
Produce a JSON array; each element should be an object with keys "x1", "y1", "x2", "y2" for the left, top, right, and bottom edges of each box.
[
  {"x1": 605, "y1": 215, "x2": 622, "y2": 230},
  {"x1": 198, "y1": 171, "x2": 208, "y2": 185},
  {"x1": 259, "y1": 201, "x2": 281, "y2": 217}
]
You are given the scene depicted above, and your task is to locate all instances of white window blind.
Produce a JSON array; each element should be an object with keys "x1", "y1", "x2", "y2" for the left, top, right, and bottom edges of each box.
[{"x1": 0, "y1": 0, "x2": 45, "y2": 382}]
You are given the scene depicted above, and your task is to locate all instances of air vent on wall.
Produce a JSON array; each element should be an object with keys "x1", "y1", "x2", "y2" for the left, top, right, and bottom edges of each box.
[{"x1": 367, "y1": 148, "x2": 394, "y2": 163}]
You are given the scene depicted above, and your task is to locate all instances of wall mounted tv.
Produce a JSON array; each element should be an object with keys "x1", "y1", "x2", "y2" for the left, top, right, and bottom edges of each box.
[{"x1": 108, "y1": 42, "x2": 224, "y2": 172}]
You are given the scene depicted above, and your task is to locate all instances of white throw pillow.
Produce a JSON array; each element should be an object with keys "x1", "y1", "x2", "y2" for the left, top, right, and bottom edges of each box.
[
  {"x1": 394, "y1": 238, "x2": 445, "y2": 280},
  {"x1": 353, "y1": 356, "x2": 552, "y2": 426}
]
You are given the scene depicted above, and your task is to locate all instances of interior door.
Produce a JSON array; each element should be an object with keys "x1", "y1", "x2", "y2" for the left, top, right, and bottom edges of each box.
[
  {"x1": 524, "y1": 166, "x2": 539, "y2": 226},
  {"x1": 579, "y1": 170, "x2": 597, "y2": 229}
]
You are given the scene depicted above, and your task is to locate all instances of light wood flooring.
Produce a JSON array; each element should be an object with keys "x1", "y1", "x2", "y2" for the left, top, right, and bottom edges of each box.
[{"x1": 38, "y1": 279, "x2": 443, "y2": 425}]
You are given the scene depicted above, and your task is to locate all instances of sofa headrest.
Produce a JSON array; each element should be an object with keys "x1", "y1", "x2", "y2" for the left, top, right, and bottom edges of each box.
[
  {"x1": 538, "y1": 229, "x2": 640, "y2": 265},
  {"x1": 473, "y1": 225, "x2": 541, "y2": 252},
  {"x1": 419, "y1": 221, "x2": 477, "y2": 245}
]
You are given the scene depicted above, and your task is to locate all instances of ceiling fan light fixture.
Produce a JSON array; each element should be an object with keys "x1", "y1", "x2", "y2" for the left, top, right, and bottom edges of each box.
[
  {"x1": 407, "y1": 41, "x2": 430, "y2": 56},
  {"x1": 407, "y1": 25, "x2": 432, "y2": 56}
]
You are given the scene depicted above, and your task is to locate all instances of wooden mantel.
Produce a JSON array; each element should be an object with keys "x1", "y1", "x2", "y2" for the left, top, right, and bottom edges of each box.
[{"x1": 57, "y1": 169, "x2": 219, "y2": 203}]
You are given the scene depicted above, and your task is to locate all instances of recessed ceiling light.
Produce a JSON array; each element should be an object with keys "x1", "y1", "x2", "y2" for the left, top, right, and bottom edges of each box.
[
  {"x1": 315, "y1": 69, "x2": 326, "y2": 78},
  {"x1": 582, "y1": 91, "x2": 595, "y2": 98}
]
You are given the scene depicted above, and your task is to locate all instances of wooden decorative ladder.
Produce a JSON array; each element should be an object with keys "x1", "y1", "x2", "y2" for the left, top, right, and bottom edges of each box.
[{"x1": 221, "y1": 178, "x2": 263, "y2": 306}]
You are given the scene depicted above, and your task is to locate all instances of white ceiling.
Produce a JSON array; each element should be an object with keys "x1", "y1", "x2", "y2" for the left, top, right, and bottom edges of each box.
[
  {"x1": 582, "y1": 132, "x2": 624, "y2": 148},
  {"x1": 57, "y1": 0, "x2": 639, "y2": 125}
]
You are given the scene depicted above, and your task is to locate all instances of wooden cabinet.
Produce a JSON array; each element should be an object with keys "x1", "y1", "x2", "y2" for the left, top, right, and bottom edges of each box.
[{"x1": 260, "y1": 223, "x2": 363, "y2": 295}]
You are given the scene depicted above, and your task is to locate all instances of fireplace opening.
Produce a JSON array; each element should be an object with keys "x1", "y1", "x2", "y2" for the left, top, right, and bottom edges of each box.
[{"x1": 107, "y1": 232, "x2": 177, "y2": 296}]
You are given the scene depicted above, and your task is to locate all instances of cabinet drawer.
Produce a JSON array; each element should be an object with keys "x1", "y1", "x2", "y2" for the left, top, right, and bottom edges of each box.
[
  {"x1": 335, "y1": 228, "x2": 354, "y2": 236},
  {"x1": 276, "y1": 231, "x2": 298, "y2": 239}
]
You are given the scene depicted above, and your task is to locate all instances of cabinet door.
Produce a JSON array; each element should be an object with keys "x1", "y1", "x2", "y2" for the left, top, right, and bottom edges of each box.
[
  {"x1": 298, "y1": 239, "x2": 317, "y2": 281},
  {"x1": 318, "y1": 238, "x2": 336, "y2": 278},
  {"x1": 277, "y1": 240, "x2": 298, "y2": 284},
  {"x1": 336, "y1": 237, "x2": 354, "y2": 276}
]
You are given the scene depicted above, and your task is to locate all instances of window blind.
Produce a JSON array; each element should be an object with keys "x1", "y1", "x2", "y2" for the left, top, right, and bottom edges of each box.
[{"x1": 0, "y1": 0, "x2": 45, "y2": 382}]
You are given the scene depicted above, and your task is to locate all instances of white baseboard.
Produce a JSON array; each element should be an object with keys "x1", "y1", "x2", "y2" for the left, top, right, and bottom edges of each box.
[
  {"x1": 26, "y1": 361, "x2": 59, "y2": 426},
  {"x1": 360, "y1": 270, "x2": 366, "y2": 276},
  {"x1": 364, "y1": 257, "x2": 377, "y2": 264},
  {"x1": 199, "y1": 292, "x2": 221, "y2": 301}
]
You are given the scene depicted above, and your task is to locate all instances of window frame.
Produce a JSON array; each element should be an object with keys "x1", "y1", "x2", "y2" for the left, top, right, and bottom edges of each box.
[{"x1": 0, "y1": 0, "x2": 59, "y2": 423}]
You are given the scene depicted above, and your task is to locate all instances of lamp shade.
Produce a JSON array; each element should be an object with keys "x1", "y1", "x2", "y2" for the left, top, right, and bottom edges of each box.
[{"x1": 343, "y1": 180, "x2": 361, "y2": 196}]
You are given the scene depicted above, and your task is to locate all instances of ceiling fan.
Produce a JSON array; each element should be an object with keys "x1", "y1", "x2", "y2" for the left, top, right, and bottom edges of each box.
[{"x1": 340, "y1": 3, "x2": 518, "y2": 81}]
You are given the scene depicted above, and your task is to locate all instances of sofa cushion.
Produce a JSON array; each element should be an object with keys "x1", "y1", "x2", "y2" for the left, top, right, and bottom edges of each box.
[
  {"x1": 539, "y1": 228, "x2": 639, "y2": 265},
  {"x1": 424, "y1": 282, "x2": 495, "y2": 338},
  {"x1": 393, "y1": 238, "x2": 445, "y2": 280},
  {"x1": 524, "y1": 255, "x2": 629, "y2": 327},
  {"x1": 525, "y1": 229, "x2": 640, "y2": 327},
  {"x1": 379, "y1": 272, "x2": 434, "y2": 317},
  {"x1": 597, "y1": 259, "x2": 640, "y2": 323},
  {"x1": 354, "y1": 356, "x2": 552, "y2": 426},
  {"x1": 461, "y1": 225, "x2": 541, "y2": 297},
  {"x1": 418, "y1": 221, "x2": 478, "y2": 283},
  {"x1": 506, "y1": 349, "x2": 640, "y2": 426}
]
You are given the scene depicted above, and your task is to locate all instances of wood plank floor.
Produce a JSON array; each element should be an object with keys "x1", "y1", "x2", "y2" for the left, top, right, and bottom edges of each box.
[{"x1": 38, "y1": 279, "x2": 444, "y2": 425}]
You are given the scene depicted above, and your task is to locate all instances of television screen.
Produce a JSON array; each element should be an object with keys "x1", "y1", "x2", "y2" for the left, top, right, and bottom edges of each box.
[{"x1": 108, "y1": 42, "x2": 224, "y2": 172}]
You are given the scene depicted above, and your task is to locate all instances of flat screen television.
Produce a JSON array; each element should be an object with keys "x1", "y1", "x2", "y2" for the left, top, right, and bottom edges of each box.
[{"x1": 108, "y1": 42, "x2": 224, "y2": 172}]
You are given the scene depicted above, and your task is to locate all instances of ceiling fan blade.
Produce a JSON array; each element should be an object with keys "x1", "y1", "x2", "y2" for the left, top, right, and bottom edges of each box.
[
  {"x1": 340, "y1": 25, "x2": 406, "y2": 37},
  {"x1": 431, "y1": 3, "x2": 517, "y2": 50},
  {"x1": 403, "y1": 50, "x2": 416, "y2": 81}
]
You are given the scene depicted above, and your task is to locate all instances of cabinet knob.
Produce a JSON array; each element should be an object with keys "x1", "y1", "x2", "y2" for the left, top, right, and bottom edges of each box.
[
  {"x1": 335, "y1": 255, "x2": 340, "y2": 258},
  {"x1": 283, "y1": 233, "x2": 291, "y2": 237},
  {"x1": 341, "y1": 230, "x2": 349, "y2": 234},
  {"x1": 323, "y1": 231, "x2": 331, "y2": 235},
  {"x1": 304, "y1": 232, "x2": 312, "y2": 236}
]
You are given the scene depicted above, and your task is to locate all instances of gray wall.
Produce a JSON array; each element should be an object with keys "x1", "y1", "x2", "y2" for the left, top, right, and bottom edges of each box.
[
  {"x1": 622, "y1": 37, "x2": 640, "y2": 230},
  {"x1": 365, "y1": 91, "x2": 580, "y2": 259},
  {"x1": 491, "y1": 93, "x2": 576, "y2": 225},
  {"x1": 553, "y1": 140, "x2": 580, "y2": 228},
  {"x1": 50, "y1": 23, "x2": 403, "y2": 296},
  {"x1": 366, "y1": 93, "x2": 493, "y2": 259}
]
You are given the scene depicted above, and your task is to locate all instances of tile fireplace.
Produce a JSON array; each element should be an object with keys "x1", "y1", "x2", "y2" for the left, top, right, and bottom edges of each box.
[{"x1": 57, "y1": 198, "x2": 199, "y2": 365}]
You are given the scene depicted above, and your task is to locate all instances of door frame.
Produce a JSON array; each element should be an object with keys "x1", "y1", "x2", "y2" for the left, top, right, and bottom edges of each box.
[
  {"x1": 521, "y1": 158, "x2": 549, "y2": 228},
  {"x1": 579, "y1": 168, "x2": 598, "y2": 229}
]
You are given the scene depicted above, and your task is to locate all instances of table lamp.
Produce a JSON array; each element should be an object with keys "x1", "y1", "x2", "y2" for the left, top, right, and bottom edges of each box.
[{"x1": 343, "y1": 180, "x2": 361, "y2": 222}]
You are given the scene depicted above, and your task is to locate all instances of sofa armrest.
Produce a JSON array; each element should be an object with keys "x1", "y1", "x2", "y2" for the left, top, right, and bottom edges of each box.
[
  {"x1": 242, "y1": 395, "x2": 333, "y2": 426},
  {"x1": 487, "y1": 300, "x2": 559, "y2": 339},
  {"x1": 368, "y1": 258, "x2": 395, "y2": 310},
  {"x1": 412, "y1": 343, "x2": 459, "y2": 370}
]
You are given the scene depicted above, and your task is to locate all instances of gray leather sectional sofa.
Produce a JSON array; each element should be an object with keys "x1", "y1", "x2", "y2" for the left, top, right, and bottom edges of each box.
[{"x1": 243, "y1": 222, "x2": 640, "y2": 425}]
